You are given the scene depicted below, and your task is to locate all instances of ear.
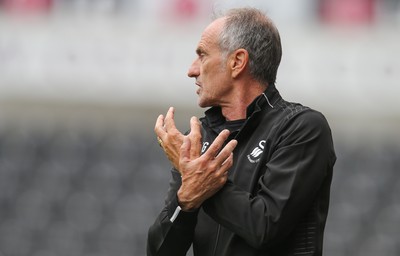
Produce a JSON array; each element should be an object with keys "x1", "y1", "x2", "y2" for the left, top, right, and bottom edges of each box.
[{"x1": 229, "y1": 48, "x2": 249, "y2": 79}]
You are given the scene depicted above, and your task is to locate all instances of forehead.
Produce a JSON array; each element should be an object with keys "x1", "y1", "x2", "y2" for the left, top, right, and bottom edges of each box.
[{"x1": 197, "y1": 18, "x2": 225, "y2": 50}]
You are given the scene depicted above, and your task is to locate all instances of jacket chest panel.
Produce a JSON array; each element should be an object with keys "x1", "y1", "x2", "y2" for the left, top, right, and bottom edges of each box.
[{"x1": 229, "y1": 134, "x2": 273, "y2": 194}]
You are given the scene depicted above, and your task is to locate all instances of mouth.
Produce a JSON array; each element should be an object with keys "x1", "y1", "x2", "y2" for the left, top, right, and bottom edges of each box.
[{"x1": 195, "y1": 82, "x2": 202, "y2": 94}]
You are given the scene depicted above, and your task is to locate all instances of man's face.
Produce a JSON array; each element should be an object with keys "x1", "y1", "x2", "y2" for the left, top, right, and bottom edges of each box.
[{"x1": 187, "y1": 18, "x2": 232, "y2": 108}]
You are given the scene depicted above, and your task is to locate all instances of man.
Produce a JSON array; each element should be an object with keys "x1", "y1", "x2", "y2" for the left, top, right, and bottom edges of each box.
[{"x1": 147, "y1": 7, "x2": 336, "y2": 256}]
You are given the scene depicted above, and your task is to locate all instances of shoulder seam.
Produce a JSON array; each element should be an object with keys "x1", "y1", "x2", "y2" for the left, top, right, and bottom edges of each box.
[{"x1": 275, "y1": 100, "x2": 310, "y2": 121}]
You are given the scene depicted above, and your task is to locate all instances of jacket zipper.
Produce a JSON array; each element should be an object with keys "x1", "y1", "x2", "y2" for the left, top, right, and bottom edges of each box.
[
  {"x1": 211, "y1": 117, "x2": 250, "y2": 256},
  {"x1": 212, "y1": 224, "x2": 221, "y2": 256}
]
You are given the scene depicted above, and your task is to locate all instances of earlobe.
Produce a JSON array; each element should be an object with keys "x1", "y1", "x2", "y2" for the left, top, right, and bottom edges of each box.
[{"x1": 231, "y1": 49, "x2": 249, "y2": 79}]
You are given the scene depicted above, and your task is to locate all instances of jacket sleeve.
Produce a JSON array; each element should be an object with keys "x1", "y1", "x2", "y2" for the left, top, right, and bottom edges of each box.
[
  {"x1": 147, "y1": 168, "x2": 198, "y2": 256},
  {"x1": 202, "y1": 110, "x2": 336, "y2": 248}
]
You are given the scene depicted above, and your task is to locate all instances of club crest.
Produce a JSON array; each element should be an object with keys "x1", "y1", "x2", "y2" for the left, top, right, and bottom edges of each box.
[{"x1": 247, "y1": 140, "x2": 266, "y2": 163}]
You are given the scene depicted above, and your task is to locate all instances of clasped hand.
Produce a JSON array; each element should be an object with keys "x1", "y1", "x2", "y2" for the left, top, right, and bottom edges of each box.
[{"x1": 155, "y1": 107, "x2": 238, "y2": 211}]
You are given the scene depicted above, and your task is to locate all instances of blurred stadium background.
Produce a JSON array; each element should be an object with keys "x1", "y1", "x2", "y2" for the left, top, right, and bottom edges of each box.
[{"x1": 0, "y1": 0, "x2": 399, "y2": 255}]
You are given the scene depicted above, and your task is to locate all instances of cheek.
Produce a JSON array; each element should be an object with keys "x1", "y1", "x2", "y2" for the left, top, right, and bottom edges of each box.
[{"x1": 201, "y1": 60, "x2": 227, "y2": 94}]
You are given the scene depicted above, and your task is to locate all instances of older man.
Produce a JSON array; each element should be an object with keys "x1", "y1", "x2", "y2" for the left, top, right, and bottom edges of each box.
[{"x1": 147, "y1": 7, "x2": 336, "y2": 256}]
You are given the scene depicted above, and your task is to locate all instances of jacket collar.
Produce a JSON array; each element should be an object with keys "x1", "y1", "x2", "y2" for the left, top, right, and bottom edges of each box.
[
  {"x1": 246, "y1": 85, "x2": 279, "y2": 119},
  {"x1": 202, "y1": 85, "x2": 281, "y2": 129}
]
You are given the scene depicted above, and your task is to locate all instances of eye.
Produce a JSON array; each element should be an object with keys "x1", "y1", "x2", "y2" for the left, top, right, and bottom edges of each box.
[
  {"x1": 198, "y1": 52, "x2": 208, "y2": 63},
  {"x1": 196, "y1": 48, "x2": 206, "y2": 59}
]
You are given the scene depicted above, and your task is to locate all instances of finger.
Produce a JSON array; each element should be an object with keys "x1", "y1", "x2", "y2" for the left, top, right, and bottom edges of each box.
[
  {"x1": 203, "y1": 129, "x2": 231, "y2": 160},
  {"x1": 154, "y1": 114, "x2": 166, "y2": 138},
  {"x1": 218, "y1": 153, "x2": 234, "y2": 174},
  {"x1": 189, "y1": 116, "x2": 202, "y2": 158},
  {"x1": 164, "y1": 107, "x2": 176, "y2": 132},
  {"x1": 215, "y1": 139, "x2": 238, "y2": 164},
  {"x1": 179, "y1": 136, "x2": 191, "y2": 164}
]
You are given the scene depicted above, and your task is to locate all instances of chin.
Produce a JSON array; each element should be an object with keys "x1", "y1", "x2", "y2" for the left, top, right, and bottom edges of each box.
[
  {"x1": 197, "y1": 99, "x2": 209, "y2": 108},
  {"x1": 198, "y1": 102, "x2": 207, "y2": 108},
  {"x1": 197, "y1": 95, "x2": 214, "y2": 108}
]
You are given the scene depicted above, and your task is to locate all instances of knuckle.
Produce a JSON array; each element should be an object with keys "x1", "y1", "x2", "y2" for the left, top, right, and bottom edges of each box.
[
  {"x1": 197, "y1": 159, "x2": 207, "y2": 169},
  {"x1": 219, "y1": 177, "x2": 227, "y2": 185},
  {"x1": 209, "y1": 162, "x2": 219, "y2": 171}
]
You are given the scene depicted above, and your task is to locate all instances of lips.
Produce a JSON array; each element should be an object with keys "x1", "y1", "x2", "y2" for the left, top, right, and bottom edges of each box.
[{"x1": 195, "y1": 82, "x2": 202, "y2": 94}]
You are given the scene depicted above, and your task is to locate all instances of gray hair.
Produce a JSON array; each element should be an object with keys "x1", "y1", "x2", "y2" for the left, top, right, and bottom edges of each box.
[{"x1": 217, "y1": 8, "x2": 282, "y2": 86}]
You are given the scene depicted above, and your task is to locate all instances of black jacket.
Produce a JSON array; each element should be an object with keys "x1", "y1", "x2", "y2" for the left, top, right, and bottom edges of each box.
[{"x1": 147, "y1": 86, "x2": 336, "y2": 256}]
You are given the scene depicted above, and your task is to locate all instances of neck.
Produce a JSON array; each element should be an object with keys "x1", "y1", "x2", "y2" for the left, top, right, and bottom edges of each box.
[
  {"x1": 221, "y1": 103, "x2": 247, "y2": 121},
  {"x1": 221, "y1": 82, "x2": 266, "y2": 121}
]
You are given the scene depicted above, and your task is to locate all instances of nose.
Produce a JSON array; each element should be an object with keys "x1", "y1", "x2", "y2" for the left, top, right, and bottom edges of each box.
[{"x1": 187, "y1": 58, "x2": 200, "y2": 78}]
